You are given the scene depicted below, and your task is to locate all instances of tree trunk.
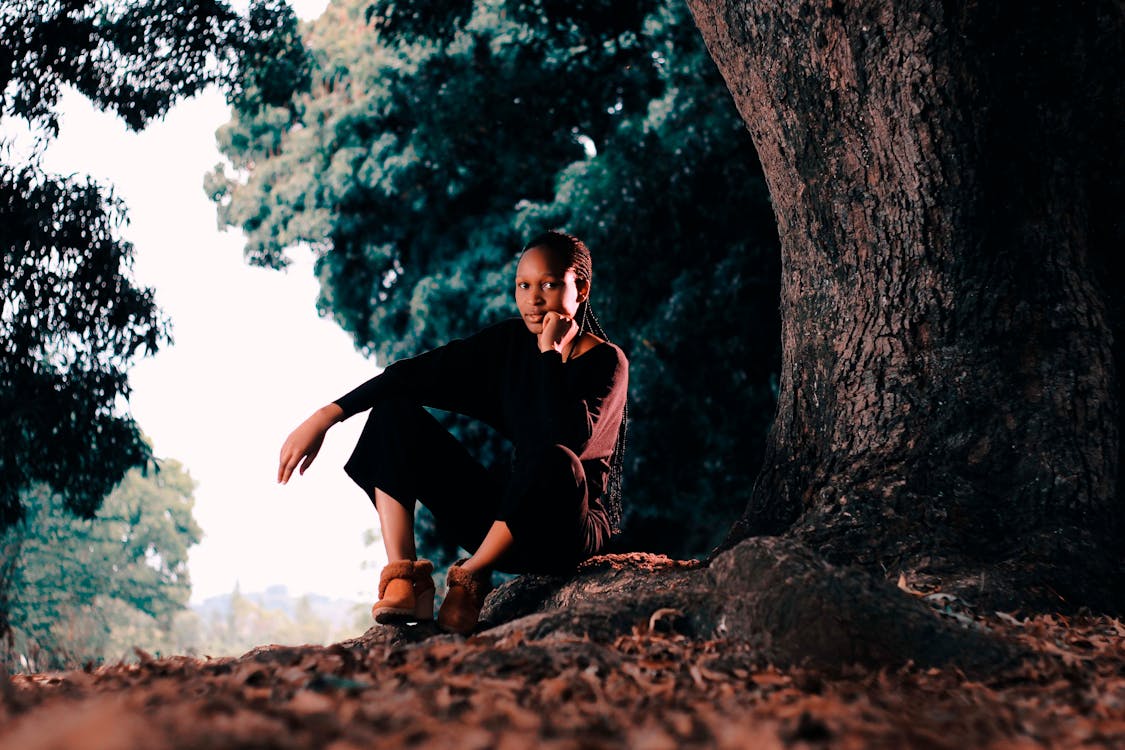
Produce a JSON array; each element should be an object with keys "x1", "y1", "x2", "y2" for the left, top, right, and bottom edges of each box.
[
  {"x1": 683, "y1": 0, "x2": 1124, "y2": 610},
  {"x1": 0, "y1": 536, "x2": 20, "y2": 670}
]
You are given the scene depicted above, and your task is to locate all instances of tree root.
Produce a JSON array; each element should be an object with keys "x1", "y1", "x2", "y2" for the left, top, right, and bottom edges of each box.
[{"x1": 464, "y1": 538, "x2": 1027, "y2": 674}]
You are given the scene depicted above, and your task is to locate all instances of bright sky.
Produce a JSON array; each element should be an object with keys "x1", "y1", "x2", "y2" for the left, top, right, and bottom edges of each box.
[{"x1": 8, "y1": 0, "x2": 398, "y2": 604}]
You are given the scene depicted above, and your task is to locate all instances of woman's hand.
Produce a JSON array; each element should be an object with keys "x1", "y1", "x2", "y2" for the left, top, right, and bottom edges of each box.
[
  {"x1": 277, "y1": 404, "x2": 344, "y2": 484},
  {"x1": 538, "y1": 310, "x2": 579, "y2": 356}
]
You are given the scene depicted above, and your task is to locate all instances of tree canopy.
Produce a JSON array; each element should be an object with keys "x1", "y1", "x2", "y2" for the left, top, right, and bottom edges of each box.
[
  {"x1": 0, "y1": 0, "x2": 310, "y2": 529},
  {"x1": 209, "y1": 0, "x2": 782, "y2": 561}
]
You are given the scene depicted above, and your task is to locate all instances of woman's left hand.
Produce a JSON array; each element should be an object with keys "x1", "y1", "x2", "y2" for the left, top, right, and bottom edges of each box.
[{"x1": 538, "y1": 310, "x2": 579, "y2": 355}]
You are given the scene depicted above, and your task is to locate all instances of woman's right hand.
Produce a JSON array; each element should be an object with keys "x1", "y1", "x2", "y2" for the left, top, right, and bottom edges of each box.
[
  {"x1": 277, "y1": 404, "x2": 344, "y2": 484},
  {"x1": 538, "y1": 310, "x2": 579, "y2": 355}
]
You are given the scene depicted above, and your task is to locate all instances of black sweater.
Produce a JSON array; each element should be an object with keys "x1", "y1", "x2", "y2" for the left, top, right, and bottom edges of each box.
[{"x1": 333, "y1": 317, "x2": 630, "y2": 517}]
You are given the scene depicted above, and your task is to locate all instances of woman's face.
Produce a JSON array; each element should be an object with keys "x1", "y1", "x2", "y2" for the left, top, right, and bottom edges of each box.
[{"x1": 514, "y1": 245, "x2": 589, "y2": 334}]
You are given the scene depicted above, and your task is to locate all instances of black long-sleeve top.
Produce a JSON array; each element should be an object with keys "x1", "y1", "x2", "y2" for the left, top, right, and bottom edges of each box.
[{"x1": 332, "y1": 317, "x2": 630, "y2": 520}]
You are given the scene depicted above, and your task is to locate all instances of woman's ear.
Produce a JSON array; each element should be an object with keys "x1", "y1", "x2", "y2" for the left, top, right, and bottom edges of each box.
[{"x1": 577, "y1": 278, "x2": 590, "y2": 304}]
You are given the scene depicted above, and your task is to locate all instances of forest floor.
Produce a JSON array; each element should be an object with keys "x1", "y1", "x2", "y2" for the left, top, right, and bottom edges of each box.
[{"x1": 1, "y1": 604, "x2": 1123, "y2": 749}]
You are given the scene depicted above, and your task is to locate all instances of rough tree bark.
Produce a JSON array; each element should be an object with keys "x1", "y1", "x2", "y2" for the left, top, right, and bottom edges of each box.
[{"x1": 682, "y1": 0, "x2": 1124, "y2": 611}]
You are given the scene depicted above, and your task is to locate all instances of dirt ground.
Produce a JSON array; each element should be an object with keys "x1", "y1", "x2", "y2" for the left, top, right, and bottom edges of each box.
[{"x1": 2, "y1": 607, "x2": 1123, "y2": 749}]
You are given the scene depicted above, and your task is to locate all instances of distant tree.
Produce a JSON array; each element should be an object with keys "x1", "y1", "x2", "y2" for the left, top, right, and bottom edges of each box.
[
  {"x1": 0, "y1": 0, "x2": 310, "y2": 531},
  {"x1": 208, "y1": 0, "x2": 781, "y2": 562},
  {"x1": 3, "y1": 456, "x2": 202, "y2": 671},
  {"x1": 172, "y1": 585, "x2": 362, "y2": 657}
]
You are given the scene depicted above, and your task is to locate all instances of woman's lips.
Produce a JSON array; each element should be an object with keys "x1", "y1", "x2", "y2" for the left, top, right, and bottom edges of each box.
[{"x1": 527, "y1": 313, "x2": 544, "y2": 321}]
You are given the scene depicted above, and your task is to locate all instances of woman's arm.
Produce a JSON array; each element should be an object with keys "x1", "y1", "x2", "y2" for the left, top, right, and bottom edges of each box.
[
  {"x1": 531, "y1": 344, "x2": 629, "y2": 456},
  {"x1": 278, "y1": 317, "x2": 627, "y2": 482},
  {"x1": 277, "y1": 320, "x2": 510, "y2": 484},
  {"x1": 528, "y1": 310, "x2": 628, "y2": 455},
  {"x1": 332, "y1": 320, "x2": 510, "y2": 422}
]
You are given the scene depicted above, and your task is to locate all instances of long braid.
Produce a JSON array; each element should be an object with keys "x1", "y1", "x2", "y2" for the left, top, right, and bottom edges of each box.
[
  {"x1": 522, "y1": 230, "x2": 629, "y2": 534},
  {"x1": 577, "y1": 299, "x2": 628, "y2": 533}
]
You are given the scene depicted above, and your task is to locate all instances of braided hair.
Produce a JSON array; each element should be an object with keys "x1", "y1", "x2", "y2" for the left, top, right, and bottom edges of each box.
[{"x1": 520, "y1": 230, "x2": 629, "y2": 534}]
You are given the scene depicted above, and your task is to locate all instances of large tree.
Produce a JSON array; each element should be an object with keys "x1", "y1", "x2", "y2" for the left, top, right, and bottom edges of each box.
[
  {"x1": 218, "y1": 0, "x2": 1122, "y2": 668},
  {"x1": 336, "y1": 0, "x2": 1125, "y2": 671},
  {"x1": 680, "y1": 0, "x2": 1124, "y2": 612}
]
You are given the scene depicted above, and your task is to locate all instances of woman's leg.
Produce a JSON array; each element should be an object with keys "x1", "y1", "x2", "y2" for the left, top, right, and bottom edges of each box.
[
  {"x1": 452, "y1": 443, "x2": 584, "y2": 576},
  {"x1": 490, "y1": 443, "x2": 605, "y2": 574},
  {"x1": 460, "y1": 520, "x2": 514, "y2": 573},
  {"x1": 440, "y1": 443, "x2": 603, "y2": 632},
  {"x1": 373, "y1": 487, "x2": 417, "y2": 562},
  {"x1": 343, "y1": 397, "x2": 504, "y2": 559},
  {"x1": 344, "y1": 400, "x2": 601, "y2": 576}
]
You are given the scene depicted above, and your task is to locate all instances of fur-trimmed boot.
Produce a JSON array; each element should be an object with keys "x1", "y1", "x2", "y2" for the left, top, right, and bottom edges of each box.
[
  {"x1": 436, "y1": 560, "x2": 492, "y2": 635},
  {"x1": 372, "y1": 558, "x2": 435, "y2": 624}
]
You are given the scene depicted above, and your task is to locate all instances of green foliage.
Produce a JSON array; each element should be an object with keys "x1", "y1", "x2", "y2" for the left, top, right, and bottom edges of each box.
[
  {"x1": 2, "y1": 457, "x2": 202, "y2": 671},
  {"x1": 0, "y1": 0, "x2": 310, "y2": 530},
  {"x1": 232, "y1": 0, "x2": 314, "y2": 117},
  {"x1": 211, "y1": 0, "x2": 781, "y2": 561},
  {"x1": 365, "y1": 0, "x2": 475, "y2": 44},
  {"x1": 0, "y1": 0, "x2": 311, "y2": 135},
  {"x1": 0, "y1": 164, "x2": 167, "y2": 529}
]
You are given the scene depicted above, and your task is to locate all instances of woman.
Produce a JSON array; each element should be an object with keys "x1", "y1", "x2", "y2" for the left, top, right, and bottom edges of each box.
[{"x1": 277, "y1": 230, "x2": 629, "y2": 635}]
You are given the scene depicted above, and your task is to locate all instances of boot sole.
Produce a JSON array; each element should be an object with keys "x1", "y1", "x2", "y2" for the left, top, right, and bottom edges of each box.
[
  {"x1": 372, "y1": 589, "x2": 435, "y2": 624},
  {"x1": 373, "y1": 606, "x2": 419, "y2": 624}
]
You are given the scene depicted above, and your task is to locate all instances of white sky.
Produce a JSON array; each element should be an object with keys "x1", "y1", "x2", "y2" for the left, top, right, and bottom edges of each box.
[{"x1": 7, "y1": 0, "x2": 398, "y2": 604}]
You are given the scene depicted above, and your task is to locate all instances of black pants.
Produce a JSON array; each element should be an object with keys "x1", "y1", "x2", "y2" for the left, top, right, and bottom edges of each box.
[{"x1": 343, "y1": 398, "x2": 609, "y2": 574}]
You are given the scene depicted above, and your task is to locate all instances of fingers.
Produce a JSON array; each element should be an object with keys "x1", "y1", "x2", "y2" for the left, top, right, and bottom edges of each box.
[
  {"x1": 278, "y1": 426, "x2": 325, "y2": 483},
  {"x1": 278, "y1": 439, "x2": 302, "y2": 484},
  {"x1": 299, "y1": 450, "x2": 317, "y2": 476},
  {"x1": 279, "y1": 452, "x2": 296, "y2": 484},
  {"x1": 537, "y1": 310, "x2": 579, "y2": 354}
]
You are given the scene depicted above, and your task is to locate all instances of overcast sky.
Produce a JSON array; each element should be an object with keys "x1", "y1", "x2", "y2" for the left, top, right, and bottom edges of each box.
[{"x1": 8, "y1": 0, "x2": 401, "y2": 604}]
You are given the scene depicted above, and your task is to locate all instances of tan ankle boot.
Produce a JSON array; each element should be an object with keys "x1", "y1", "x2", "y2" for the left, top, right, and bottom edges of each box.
[
  {"x1": 372, "y1": 559, "x2": 435, "y2": 624},
  {"x1": 436, "y1": 561, "x2": 492, "y2": 635},
  {"x1": 412, "y1": 558, "x2": 435, "y2": 620}
]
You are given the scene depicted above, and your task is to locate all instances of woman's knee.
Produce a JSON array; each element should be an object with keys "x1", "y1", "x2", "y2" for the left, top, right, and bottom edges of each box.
[
  {"x1": 344, "y1": 398, "x2": 429, "y2": 491},
  {"x1": 517, "y1": 443, "x2": 585, "y2": 486},
  {"x1": 354, "y1": 398, "x2": 432, "y2": 446}
]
